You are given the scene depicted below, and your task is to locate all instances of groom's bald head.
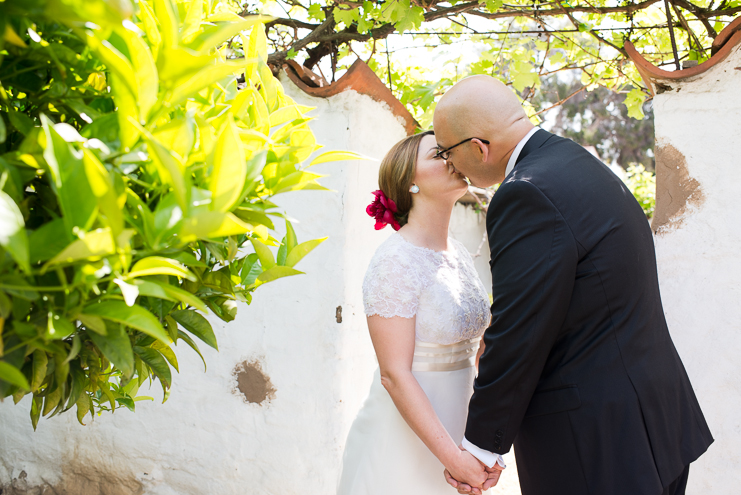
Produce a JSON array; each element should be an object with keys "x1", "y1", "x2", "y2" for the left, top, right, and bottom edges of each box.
[
  {"x1": 433, "y1": 75, "x2": 534, "y2": 187},
  {"x1": 435, "y1": 76, "x2": 529, "y2": 137}
]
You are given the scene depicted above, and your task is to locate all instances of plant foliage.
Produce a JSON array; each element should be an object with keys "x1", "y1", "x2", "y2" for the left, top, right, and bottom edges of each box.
[
  {"x1": 624, "y1": 164, "x2": 656, "y2": 217},
  {"x1": 0, "y1": 0, "x2": 355, "y2": 428},
  {"x1": 250, "y1": 0, "x2": 739, "y2": 123}
]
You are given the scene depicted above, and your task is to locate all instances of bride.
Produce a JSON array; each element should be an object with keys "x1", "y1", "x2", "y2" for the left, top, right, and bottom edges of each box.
[{"x1": 337, "y1": 131, "x2": 503, "y2": 494}]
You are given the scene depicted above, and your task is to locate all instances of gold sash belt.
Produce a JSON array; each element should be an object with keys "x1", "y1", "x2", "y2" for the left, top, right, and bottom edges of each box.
[{"x1": 411, "y1": 337, "x2": 480, "y2": 372}]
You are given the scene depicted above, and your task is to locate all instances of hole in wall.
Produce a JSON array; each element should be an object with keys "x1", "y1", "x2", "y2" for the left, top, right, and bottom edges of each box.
[
  {"x1": 233, "y1": 360, "x2": 276, "y2": 405},
  {"x1": 651, "y1": 142, "x2": 704, "y2": 234}
]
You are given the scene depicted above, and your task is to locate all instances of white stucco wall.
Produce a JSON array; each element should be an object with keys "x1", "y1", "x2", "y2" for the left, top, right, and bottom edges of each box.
[
  {"x1": 650, "y1": 47, "x2": 741, "y2": 494},
  {"x1": 0, "y1": 73, "x2": 523, "y2": 494},
  {"x1": 449, "y1": 203, "x2": 492, "y2": 291},
  {"x1": 0, "y1": 79, "x2": 406, "y2": 495}
]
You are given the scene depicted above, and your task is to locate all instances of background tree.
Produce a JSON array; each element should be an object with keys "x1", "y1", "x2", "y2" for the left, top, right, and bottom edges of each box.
[
  {"x1": 247, "y1": 0, "x2": 739, "y2": 121},
  {"x1": 0, "y1": 0, "x2": 354, "y2": 428},
  {"x1": 533, "y1": 72, "x2": 655, "y2": 169}
]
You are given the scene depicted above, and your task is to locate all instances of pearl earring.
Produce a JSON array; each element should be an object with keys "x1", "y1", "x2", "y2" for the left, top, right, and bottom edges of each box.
[{"x1": 410, "y1": 184, "x2": 420, "y2": 194}]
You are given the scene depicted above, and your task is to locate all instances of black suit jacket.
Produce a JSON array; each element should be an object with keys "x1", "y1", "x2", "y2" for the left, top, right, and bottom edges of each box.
[{"x1": 466, "y1": 130, "x2": 713, "y2": 495}]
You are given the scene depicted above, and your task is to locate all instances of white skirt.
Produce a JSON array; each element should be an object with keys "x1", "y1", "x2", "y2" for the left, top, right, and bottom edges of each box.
[{"x1": 338, "y1": 338, "x2": 486, "y2": 494}]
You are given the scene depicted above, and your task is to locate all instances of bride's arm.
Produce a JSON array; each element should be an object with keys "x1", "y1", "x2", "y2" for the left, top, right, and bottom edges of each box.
[
  {"x1": 475, "y1": 336, "x2": 486, "y2": 371},
  {"x1": 367, "y1": 314, "x2": 487, "y2": 489}
]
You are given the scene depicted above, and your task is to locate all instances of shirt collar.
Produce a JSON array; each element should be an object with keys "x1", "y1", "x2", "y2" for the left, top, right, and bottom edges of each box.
[{"x1": 504, "y1": 127, "x2": 540, "y2": 177}]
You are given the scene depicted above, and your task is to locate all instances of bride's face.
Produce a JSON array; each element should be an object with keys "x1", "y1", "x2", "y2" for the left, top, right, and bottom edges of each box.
[{"x1": 412, "y1": 134, "x2": 468, "y2": 200}]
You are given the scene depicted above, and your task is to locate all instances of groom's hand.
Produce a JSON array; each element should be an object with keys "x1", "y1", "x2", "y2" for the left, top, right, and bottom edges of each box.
[{"x1": 482, "y1": 463, "x2": 504, "y2": 490}]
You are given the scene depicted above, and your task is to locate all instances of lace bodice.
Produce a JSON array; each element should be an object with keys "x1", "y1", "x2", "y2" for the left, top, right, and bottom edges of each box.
[{"x1": 362, "y1": 233, "x2": 491, "y2": 345}]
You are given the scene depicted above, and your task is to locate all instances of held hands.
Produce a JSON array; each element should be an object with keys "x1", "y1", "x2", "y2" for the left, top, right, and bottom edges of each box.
[{"x1": 444, "y1": 446, "x2": 504, "y2": 494}]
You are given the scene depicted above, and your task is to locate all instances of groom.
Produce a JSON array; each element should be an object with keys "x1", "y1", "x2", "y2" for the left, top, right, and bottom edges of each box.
[{"x1": 433, "y1": 76, "x2": 713, "y2": 495}]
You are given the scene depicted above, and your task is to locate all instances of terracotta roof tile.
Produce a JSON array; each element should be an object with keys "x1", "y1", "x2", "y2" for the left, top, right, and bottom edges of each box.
[
  {"x1": 282, "y1": 59, "x2": 419, "y2": 135},
  {"x1": 626, "y1": 20, "x2": 741, "y2": 94}
]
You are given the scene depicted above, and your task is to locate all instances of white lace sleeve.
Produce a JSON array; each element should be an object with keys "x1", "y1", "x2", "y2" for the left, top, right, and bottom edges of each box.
[{"x1": 362, "y1": 244, "x2": 423, "y2": 319}]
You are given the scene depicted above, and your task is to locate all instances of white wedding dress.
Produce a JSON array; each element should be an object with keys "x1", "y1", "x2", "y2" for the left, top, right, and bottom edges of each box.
[{"x1": 338, "y1": 233, "x2": 492, "y2": 494}]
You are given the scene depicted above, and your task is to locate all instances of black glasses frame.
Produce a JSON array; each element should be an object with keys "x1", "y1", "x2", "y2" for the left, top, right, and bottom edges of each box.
[{"x1": 434, "y1": 137, "x2": 490, "y2": 161}]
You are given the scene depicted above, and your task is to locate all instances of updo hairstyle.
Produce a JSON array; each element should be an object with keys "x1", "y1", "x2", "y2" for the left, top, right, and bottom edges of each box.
[{"x1": 377, "y1": 130, "x2": 434, "y2": 228}]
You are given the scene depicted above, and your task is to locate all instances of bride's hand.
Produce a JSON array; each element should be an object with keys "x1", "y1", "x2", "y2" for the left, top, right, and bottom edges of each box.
[{"x1": 444, "y1": 449, "x2": 487, "y2": 494}]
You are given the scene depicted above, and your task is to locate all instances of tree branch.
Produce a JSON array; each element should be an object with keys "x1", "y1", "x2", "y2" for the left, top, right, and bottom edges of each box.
[
  {"x1": 265, "y1": 18, "x2": 322, "y2": 31},
  {"x1": 469, "y1": 0, "x2": 663, "y2": 21}
]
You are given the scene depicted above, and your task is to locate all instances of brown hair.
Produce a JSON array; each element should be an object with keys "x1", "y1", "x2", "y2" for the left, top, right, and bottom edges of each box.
[{"x1": 378, "y1": 130, "x2": 434, "y2": 227}]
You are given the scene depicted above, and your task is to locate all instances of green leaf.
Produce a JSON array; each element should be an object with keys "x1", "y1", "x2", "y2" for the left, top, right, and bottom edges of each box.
[
  {"x1": 176, "y1": 329, "x2": 207, "y2": 371},
  {"x1": 171, "y1": 309, "x2": 217, "y2": 350},
  {"x1": 391, "y1": 0, "x2": 424, "y2": 32},
  {"x1": 116, "y1": 396, "x2": 136, "y2": 411},
  {"x1": 42, "y1": 386, "x2": 62, "y2": 417},
  {"x1": 170, "y1": 251, "x2": 208, "y2": 268},
  {"x1": 244, "y1": 23, "x2": 267, "y2": 64},
  {"x1": 31, "y1": 396, "x2": 42, "y2": 430},
  {"x1": 309, "y1": 150, "x2": 367, "y2": 166},
  {"x1": 333, "y1": 7, "x2": 359, "y2": 27},
  {"x1": 188, "y1": 19, "x2": 260, "y2": 55},
  {"x1": 0, "y1": 361, "x2": 30, "y2": 390},
  {"x1": 179, "y1": 211, "x2": 252, "y2": 242},
  {"x1": 63, "y1": 335, "x2": 81, "y2": 365},
  {"x1": 209, "y1": 118, "x2": 246, "y2": 212},
  {"x1": 250, "y1": 238, "x2": 275, "y2": 270},
  {"x1": 133, "y1": 279, "x2": 208, "y2": 312},
  {"x1": 31, "y1": 350, "x2": 48, "y2": 391},
  {"x1": 116, "y1": 24, "x2": 159, "y2": 122},
  {"x1": 152, "y1": 340, "x2": 179, "y2": 372},
  {"x1": 270, "y1": 171, "x2": 326, "y2": 195},
  {"x1": 0, "y1": 190, "x2": 30, "y2": 273},
  {"x1": 239, "y1": 253, "x2": 261, "y2": 285},
  {"x1": 127, "y1": 256, "x2": 196, "y2": 281},
  {"x1": 75, "y1": 393, "x2": 91, "y2": 425},
  {"x1": 181, "y1": 0, "x2": 204, "y2": 40},
  {"x1": 256, "y1": 266, "x2": 304, "y2": 284},
  {"x1": 7, "y1": 109, "x2": 33, "y2": 136},
  {"x1": 277, "y1": 237, "x2": 288, "y2": 266},
  {"x1": 144, "y1": 134, "x2": 191, "y2": 213},
  {"x1": 46, "y1": 227, "x2": 116, "y2": 266},
  {"x1": 167, "y1": 60, "x2": 248, "y2": 107},
  {"x1": 46, "y1": 312, "x2": 76, "y2": 340},
  {"x1": 29, "y1": 218, "x2": 69, "y2": 264},
  {"x1": 84, "y1": 32, "x2": 138, "y2": 106},
  {"x1": 134, "y1": 346, "x2": 172, "y2": 388},
  {"x1": 284, "y1": 237, "x2": 327, "y2": 267},
  {"x1": 152, "y1": 117, "x2": 195, "y2": 162},
  {"x1": 78, "y1": 314, "x2": 107, "y2": 335},
  {"x1": 83, "y1": 301, "x2": 170, "y2": 344},
  {"x1": 88, "y1": 322, "x2": 135, "y2": 377},
  {"x1": 154, "y1": 0, "x2": 180, "y2": 49},
  {"x1": 307, "y1": 3, "x2": 325, "y2": 21},
  {"x1": 624, "y1": 88, "x2": 647, "y2": 120},
  {"x1": 285, "y1": 220, "x2": 298, "y2": 252}
]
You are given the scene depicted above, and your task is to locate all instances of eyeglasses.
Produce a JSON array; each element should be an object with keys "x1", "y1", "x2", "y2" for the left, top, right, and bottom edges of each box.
[{"x1": 433, "y1": 137, "x2": 490, "y2": 162}]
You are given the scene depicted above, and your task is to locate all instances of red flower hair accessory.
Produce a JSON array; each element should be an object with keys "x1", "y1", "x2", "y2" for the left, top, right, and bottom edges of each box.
[{"x1": 366, "y1": 190, "x2": 401, "y2": 231}]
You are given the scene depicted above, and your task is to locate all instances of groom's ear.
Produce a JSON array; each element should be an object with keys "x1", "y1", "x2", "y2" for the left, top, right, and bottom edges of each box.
[{"x1": 472, "y1": 138, "x2": 489, "y2": 162}]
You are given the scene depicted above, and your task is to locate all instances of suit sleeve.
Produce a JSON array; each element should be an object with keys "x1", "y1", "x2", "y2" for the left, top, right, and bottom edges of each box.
[{"x1": 465, "y1": 179, "x2": 578, "y2": 454}]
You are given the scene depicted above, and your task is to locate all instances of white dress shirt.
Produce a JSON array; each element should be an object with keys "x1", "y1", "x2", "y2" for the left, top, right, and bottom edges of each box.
[{"x1": 462, "y1": 126, "x2": 541, "y2": 470}]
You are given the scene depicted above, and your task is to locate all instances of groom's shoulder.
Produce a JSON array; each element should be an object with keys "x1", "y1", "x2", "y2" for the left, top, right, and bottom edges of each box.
[{"x1": 511, "y1": 134, "x2": 613, "y2": 192}]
